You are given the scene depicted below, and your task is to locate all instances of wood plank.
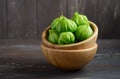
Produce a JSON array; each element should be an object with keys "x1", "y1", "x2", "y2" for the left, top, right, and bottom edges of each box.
[
  {"x1": 0, "y1": 39, "x2": 120, "y2": 79},
  {"x1": 7, "y1": 0, "x2": 37, "y2": 39},
  {"x1": 80, "y1": 0, "x2": 98, "y2": 23},
  {"x1": 0, "y1": 0, "x2": 7, "y2": 39},
  {"x1": 66, "y1": 0, "x2": 98, "y2": 24},
  {"x1": 37, "y1": 0, "x2": 66, "y2": 39},
  {"x1": 98, "y1": 0, "x2": 120, "y2": 39},
  {"x1": 66, "y1": 0, "x2": 79, "y2": 18}
]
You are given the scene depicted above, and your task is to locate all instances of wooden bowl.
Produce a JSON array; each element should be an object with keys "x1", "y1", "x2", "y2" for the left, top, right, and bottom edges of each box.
[
  {"x1": 42, "y1": 21, "x2": 98, "y2": 50},
  {"x1": 41, "y1": 43, "x2": 98, "y2": 70}
]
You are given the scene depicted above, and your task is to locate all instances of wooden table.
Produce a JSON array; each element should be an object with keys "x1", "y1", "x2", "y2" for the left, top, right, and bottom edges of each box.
[{"x1": 0, "y1": 39, "x2": 120, "y2": 79}]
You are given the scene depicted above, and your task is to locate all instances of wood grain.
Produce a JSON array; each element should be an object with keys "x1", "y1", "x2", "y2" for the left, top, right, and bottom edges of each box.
[
  {"x1": 0, "y1": 0, "x2": 120, "y2": 39},
  {"x1": 98, "y1": 0, "x2": 120, "y2": 38},
  {"x1": 66, "y1": 0, "x2": 98, "y2": 24},
  {"x1": 7, "y1": 0, "x2": 37, "y2": 39},
  {"x1": 66, "y1": 0, "x2": 79, "y2": 18},
  {"x1": 0, "y1": 0, "x2": 7, "y2": 39},
  {"x1": 80, "y1": 0, "x2": 98, "y2": 24},
  {"x1": 0, "y1": 39, "x2": 119, "y2": 79},
  {"x1": 37, "y1": 0, "x2": 66, "y2": 39}
]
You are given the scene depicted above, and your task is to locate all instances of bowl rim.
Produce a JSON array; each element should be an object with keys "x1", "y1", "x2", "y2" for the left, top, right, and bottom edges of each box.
[
  {"x1": 41, "y1": 43, "x2": 97, "y2": 52},
  {"x1": 42, "y1": 21, "x2": 98, "y2": 47}
]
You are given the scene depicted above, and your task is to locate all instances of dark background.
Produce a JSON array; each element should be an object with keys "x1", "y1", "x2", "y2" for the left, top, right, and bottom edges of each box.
[{"x1": 0, "y1": 0, "x2": 120, "y2": 39}]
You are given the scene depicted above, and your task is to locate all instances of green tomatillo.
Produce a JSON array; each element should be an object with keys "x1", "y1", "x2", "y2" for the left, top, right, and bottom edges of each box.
[
  {"x1": 58, "y1": 32, "x2": 75, "y2": 45},
  {"x1": 72, "y1": 12, "x2": 89, "y2": 26},
  {"x1": 48, "y1": 30, "x2": 59, "y2": 44},
  {"x1": 75, "y1": 25, "x2": 93, "y2": 41},
  {"x1": 50, "y1": 15, "x2": 77, "y2": 33}
]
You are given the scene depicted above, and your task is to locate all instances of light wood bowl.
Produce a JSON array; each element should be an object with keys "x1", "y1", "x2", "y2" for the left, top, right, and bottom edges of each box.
[
  {"x1": 42, "y1": 21, "x2": 98, "y2": 50},
  {"x1": 41, "y1": 43, "x2": 98, "y2": 70}
]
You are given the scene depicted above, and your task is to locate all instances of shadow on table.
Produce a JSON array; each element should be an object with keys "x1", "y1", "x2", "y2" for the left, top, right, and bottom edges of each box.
[{"x1": 12, "y1": 62, "x2": 86, "y2": 78}]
